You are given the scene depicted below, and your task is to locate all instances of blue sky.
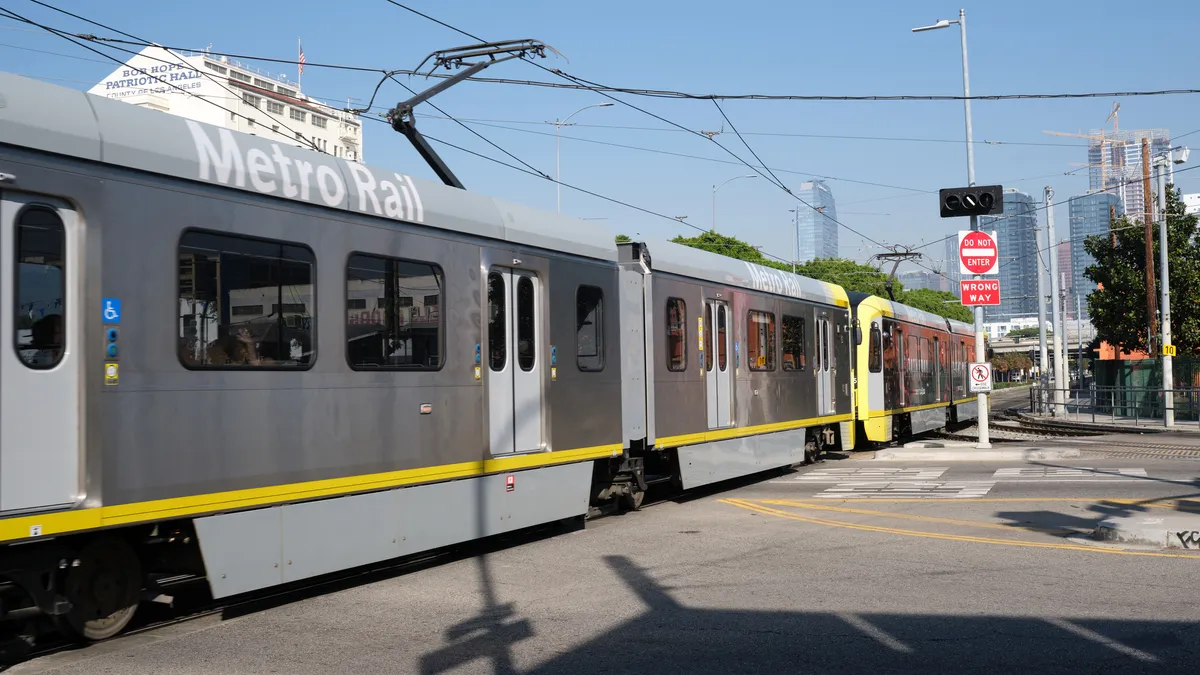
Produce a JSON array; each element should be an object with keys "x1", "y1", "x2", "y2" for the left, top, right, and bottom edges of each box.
[{"x1": 3, "y1": 0, "x2": 1199, "y2": 275}]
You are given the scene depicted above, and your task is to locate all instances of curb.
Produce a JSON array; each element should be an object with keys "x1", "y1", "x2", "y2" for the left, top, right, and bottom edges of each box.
[
  {"x1": 1095, "y1": 515, "x2": 1200, "y2": 550},
  {"x1": 873, "y1": 447, "x2": 1082, "y2": 461}
]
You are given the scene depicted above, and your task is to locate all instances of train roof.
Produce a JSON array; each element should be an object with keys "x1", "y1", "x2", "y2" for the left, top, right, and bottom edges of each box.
[
  {"x1": 640, "y1": 238, "x2": 849, "y2": 308},
  {"x1": 849, "y1": 292, "x2": 972, "y2": 333},
  {"x1": 0, "y1": 72, "x2": 617, "y2": 262}
]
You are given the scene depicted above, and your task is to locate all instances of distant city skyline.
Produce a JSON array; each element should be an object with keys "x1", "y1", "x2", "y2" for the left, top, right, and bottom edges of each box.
[
  {"x1": 1068, "y1": 191, "x2": 1123, "y2": 318},
  {"x1": 795, "y1": 180, "x2": 838, "y2": 262},
  {"x1": 979, "y1": 189, "x2": 1039, "y2": 322}
]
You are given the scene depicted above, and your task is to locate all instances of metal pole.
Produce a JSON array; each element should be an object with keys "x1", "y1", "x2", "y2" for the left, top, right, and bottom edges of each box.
[
  {"x1": 1045, "y1": 186, "x2": 1066, "y2": 417},
  {"x1": 956, "y1": 9, "x2": 989, "y2": 448},
  {"x1": 712, "y1": 186, "x2": 717, "y2": 232},
  {"x1": 1076, "y1": 293, "x2": 1084, "y2": 386},
  {"x1": 1060, "y1": 272, "x2": 1069, "y2": 403},
  {"x1": 1157, "y1": 157, "x2": 1175, "y2": 426},
  {"x1": 1033, "y1": 222, "x2": 1050, "y2": 405},
  {"x1": 555, "y1": 120, "x2": 562, "y2": 213},
  {"x1": 792, "y1": 208, "x2": 799, "y2": 273}
]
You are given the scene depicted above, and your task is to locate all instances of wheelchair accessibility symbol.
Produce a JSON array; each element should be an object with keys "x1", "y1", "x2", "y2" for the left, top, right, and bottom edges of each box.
[{"x1": 102, "y1": 298, "x2": 122, "y2": 323}]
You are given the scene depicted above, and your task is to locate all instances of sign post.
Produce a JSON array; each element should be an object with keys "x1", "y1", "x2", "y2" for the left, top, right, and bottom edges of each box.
[{"x1": 942, "y1": 193, "x2": 1002, "y2": 450}]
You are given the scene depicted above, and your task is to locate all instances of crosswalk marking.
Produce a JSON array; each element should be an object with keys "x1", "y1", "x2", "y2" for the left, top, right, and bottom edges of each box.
[
  {"x1": 789, "y1": 467, "x2": 950, "y2": 482},
  {"x1": 991, "y1": 468, "x2": 1147, "y2": 479},
  {"x1": 814, "y1": 481, "x2": 996, "y2": 499}
]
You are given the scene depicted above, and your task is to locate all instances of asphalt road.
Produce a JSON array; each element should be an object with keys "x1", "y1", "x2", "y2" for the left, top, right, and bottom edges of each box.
[{"x1": 12, "y1": 443, "x2": 1200, "y2": 675}]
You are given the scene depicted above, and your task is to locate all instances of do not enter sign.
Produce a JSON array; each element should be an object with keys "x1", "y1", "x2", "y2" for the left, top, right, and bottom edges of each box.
[{"x1": 958, "y1": 230, "x2": 999, "y2": 275}]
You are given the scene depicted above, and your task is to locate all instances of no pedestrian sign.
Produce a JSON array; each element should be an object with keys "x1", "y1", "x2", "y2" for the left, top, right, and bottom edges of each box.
[
  {"x1": 969, "y1": 362, "x2": 993, "y2": 393},
  {"x1": 958, "y1": 230, "x2": 999, "y2": 276}
]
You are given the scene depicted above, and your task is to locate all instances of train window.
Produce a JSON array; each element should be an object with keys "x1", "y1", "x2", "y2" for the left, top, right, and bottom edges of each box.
[
  {"x1": 666, "y1": 298, "x2": 686, "y2": 371},
  {"x1": 14, "y1": 206, "x2": 65, "y2": 369},
  {"x1": 516, "y1": 276, "x2": 535, "y2": 372},
  {"x1": 869, "y1": 322, "x2": 882, "y2": 373},
  {"x1": 345, "y1": 254, "x2": 443, "y2": 370},
  {"x1": 576, "y1": 285, "x2": 604, "y2": 371},
  {"x1": 177, "y1": 230, "x2": 315, "y2": 369},
  {"x1": 717, "y1": 305, "x2": 728, "y2": 371},
  {"x1": 487, "y1": 273, "x2": 506, "y2": 371},
  {"x1": 747, "y1": 310, "x2": 776, "y2": 371},
  {"x1": 704, "y1": 304, "x2": 714, "y2": 372},
  {"x1": 782, "y1": 315, "x2": 805, "y2": 371}
]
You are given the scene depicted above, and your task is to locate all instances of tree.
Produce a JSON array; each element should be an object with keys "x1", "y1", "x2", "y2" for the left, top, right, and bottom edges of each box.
[
  {"x1": 897, "y1": 288, "x2": 973, "y2": 323},
  {"x1": 1084, "y1": 187, "x2": 1200, "y2": 355},
  {"x1": 1006, "y1": 327, "x2": 1049, "y2": 339},
  {"x1": 670, "y1": 231, "x2": 785, "y2": 270},
  {"x1": 668, "y1": 232, "x2": 971, "y2": 323},
  {"x1": 615, "y1": 234, "x2": 631, "y2": 243},
  {"x1": 794, "y1": 258, "x2": 899, "y2": 297}
]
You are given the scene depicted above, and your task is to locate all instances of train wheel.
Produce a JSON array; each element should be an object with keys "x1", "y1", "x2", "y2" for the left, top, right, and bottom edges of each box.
[
  {"x1": 57, "y1": 537, "x2": 141, "y2": 642},
  {"x1": 622, "y1": 487, "x2": 645, "y2": 511}
]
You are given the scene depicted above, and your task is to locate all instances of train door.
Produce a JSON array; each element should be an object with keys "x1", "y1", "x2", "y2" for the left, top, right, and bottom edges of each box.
[
  {"x1": 934, "y1": 336, "x2": 942, "y2": 401},
  {"x1": 486, "y1": 268, "x2": 543, "y2": 455},
  {"x1": 817, "y1": 314, "x2": 835, "y2": 416},
  {"x1": 704, "y1": 299, "x2": 732, "y2": 429},
  {"x1": 0, "y1": 192, "x2": 80, "y2": 512}
]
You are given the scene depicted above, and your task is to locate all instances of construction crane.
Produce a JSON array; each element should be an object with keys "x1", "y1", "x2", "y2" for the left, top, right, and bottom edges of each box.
[
  {"x1": 1044, "y1": 129, "x2": 1129, "y2": 195},
  {"x1": 1044, "y1": 100, "x2": 1126, "y2": 194}
]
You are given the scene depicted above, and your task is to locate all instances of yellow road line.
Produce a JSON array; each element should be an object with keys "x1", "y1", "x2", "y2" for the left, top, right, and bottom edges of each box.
[
  {"x1": 718, "y1": 498, "x2": 1200, "y2": 559},
  {"x1": 759, "y1": 499, "x2": 1073, "y2": 534}
]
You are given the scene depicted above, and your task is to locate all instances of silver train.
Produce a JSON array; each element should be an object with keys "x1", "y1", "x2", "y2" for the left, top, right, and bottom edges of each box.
[{"x1": 0, "y1": 73, "x2": 974, "y2": 642}]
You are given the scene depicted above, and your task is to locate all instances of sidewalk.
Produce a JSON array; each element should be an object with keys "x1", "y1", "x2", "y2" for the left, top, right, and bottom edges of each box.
[{"x1": 1021, "y1": 410, "x2": 1200, "y2": 435}]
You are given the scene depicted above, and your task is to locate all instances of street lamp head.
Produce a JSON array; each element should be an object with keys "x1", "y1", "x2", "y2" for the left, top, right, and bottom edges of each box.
[
  {"x1": 1173, "y1": 147, "x2": 1190, "y2": 164},
  {"x1": 912, "y1": 19, "x2": 952, "y2": 32},
  {"x1": 597, "y1": 103, "x2": 614, "y2": 108}
]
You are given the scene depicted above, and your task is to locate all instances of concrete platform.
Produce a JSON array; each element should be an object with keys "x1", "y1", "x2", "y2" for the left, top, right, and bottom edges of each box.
[
  {"x1": 1095, "y1": 514, "x2": 1200, "y2": 550},
  {"x1": 875, "y1": 445, "x2": 1082, "y2": 461}
]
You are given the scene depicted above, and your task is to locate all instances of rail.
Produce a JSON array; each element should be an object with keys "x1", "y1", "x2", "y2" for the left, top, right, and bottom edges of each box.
[{"x1": 1029, "y1": 383, "x2": 1200, "y2": 427}]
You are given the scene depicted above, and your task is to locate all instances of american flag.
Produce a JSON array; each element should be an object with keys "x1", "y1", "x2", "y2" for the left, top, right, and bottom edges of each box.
[{"x1": 298, "y1": 42, "x2": 306, "y2": 75}]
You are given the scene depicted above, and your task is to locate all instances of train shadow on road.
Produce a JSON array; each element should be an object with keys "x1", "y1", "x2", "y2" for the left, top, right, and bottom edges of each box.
[{"x1": 418, "y1": 554, "x2": 1199, "y2": 675}]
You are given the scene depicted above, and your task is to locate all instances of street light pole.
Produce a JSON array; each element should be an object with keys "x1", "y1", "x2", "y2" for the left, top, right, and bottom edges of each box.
[
  {"x1": 913, "y1": 7, "x2": 989, "y2": 447},
  {"x1": 711, "y1": 174, "x2": 758, "y2": 232},
  {"x1": 554, "y1": 102, "x2": 613, "y2": 213}
]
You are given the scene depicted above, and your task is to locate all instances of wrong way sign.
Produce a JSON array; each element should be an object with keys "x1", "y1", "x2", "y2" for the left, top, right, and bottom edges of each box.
[
  {"x1": 960, "y1": 279, "x2": 1001, "y2": 306},
  {"x1": 958, "y1": 230, "x2": 999, "y2": 275},
  {"x1": 969, "y1": 362, "x2": 993, "y2": 393}
]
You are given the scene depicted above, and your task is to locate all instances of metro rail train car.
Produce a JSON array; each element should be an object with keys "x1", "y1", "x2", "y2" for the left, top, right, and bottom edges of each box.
[
  {"x1": 0, "y1": 72, "x2": 858, "y2": 643},
  {"x1": 850, "y1": 292, "x2": 978, "y2": 445},
  {"x1": 625, "y1": 239, "x2": 855, "y2": 493}
]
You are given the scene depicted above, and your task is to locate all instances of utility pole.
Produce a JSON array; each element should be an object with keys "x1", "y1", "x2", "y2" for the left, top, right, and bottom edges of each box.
[
  {"x1": 1076, "y1": 293, "x2": 1084, "y2": 385},
  {"x1": 1155, "y1": 153, "x2": 1175, "y2": 426},
  {"x1": 790, "y1": 208, "x2": 800, "y2": 273},
  {"x1": 1032, "y1": 222, "x2": 1050, "y2": 407},
  {"x1": 1045, "y1": 186, "x2": 1067, "y2": 417},
  {"x1": 1060, "y1": 272, "x2": 1069, "y2": 396},
  {"x1": 1141, "y1": 138, "x2": 1157, "y2": 355}
]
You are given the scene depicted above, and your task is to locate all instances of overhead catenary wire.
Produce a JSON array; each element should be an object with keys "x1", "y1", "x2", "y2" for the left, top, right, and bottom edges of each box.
[
  {"x1": 376, "y1": 0, "x2": 964, "y2": 283},
  {"x1": 8, "y1": 4, "x2": 805, "y2": 269},
  {"x1": 4, "y1": 3, "x2": 326, "y2": 154}
]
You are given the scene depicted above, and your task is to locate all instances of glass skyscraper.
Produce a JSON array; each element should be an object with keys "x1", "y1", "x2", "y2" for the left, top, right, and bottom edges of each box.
[
  {"x1": 795, "y1": 180, "x2": 838, "y2": 262},
  {"x1": 1068, "y1": 192, "x2": 1123, "y2": 316},
  {"x1": 979, "y1": 189, "x2": 1039, "y2": 322}
]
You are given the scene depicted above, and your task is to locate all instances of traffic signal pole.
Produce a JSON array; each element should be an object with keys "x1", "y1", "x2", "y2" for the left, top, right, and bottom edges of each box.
[{"x1": 957, "y1": 9, "x2": 989, "y2": 448}]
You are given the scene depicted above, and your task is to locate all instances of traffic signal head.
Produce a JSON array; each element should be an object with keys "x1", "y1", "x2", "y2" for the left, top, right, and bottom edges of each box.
[{"x1": 939, "y1": 185, "x2": 1003, "y2": 218}]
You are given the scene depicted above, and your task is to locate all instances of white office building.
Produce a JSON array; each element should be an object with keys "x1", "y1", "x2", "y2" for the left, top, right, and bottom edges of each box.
[{"x1": 89, "y1": 46, "x2": 363, "y2": 162}]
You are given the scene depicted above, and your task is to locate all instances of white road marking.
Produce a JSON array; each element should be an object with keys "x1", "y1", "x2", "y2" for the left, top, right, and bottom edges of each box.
[
  {"x1": 836, "y1": 613, "x2": 914, "y2": 653},
  {"x1": 991, "y1": 467, "x2": 1147, "y2": 479},
  {"x1": 814, "y1": 481, "x2": 996, "y2": 499},
  {"x1": 1045, "y1": 617, "x2": 1158, "y2": 663},
  {"x1": 779, "y1": 467, "x2": 949, "y2": 483}
]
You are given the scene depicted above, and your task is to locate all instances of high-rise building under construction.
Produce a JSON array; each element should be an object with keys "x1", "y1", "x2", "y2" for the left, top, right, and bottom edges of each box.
[{"x1": 1087, "y1": 128, "x2": 1170, "y2": 216}]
